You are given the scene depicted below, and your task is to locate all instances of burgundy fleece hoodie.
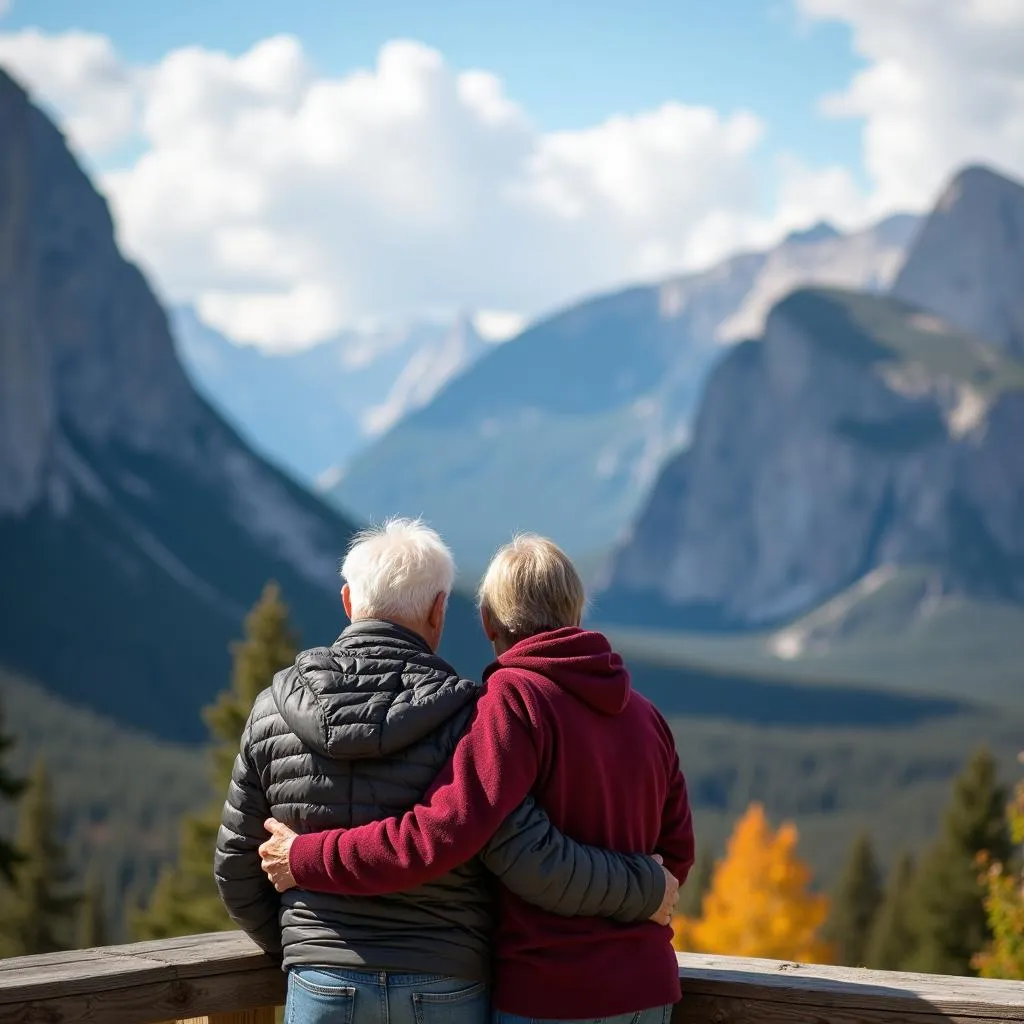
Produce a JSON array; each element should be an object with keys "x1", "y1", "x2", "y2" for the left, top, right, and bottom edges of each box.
[{"x1": 290, "y1": 627, "x2": 694, "y2": 1018}]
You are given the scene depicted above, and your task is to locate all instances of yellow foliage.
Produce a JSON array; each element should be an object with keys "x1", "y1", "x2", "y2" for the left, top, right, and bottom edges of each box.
[
  {"x1": 671, "y1": 803, "x2": 833, "y2": 963},
  {"x1": 974, "y1": 754, "x2": 1024, "y2": 980}
]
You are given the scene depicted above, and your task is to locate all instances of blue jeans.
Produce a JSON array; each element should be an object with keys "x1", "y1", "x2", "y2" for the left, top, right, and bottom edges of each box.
[
  {"x1": 493, "y1": 1007, "x2": 673, "y2": 1024},
  {"x1": 286, "y1": 966, "x2": 489, "y2": 1024}
]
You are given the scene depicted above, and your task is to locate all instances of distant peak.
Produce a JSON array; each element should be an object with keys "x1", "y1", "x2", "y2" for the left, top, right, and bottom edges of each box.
[
  {"x1": 952, "y1": 163, "x2": 1015, "y2": 189},
  {"x1": 784, "y1": 221, "x2": 841, "y2": 246},
  {"x1": 939, "y1": 164, "x2": 1024, "y2": 210}
]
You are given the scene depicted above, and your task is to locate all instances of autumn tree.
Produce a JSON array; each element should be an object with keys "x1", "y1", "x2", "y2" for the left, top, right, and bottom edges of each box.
[
  {"x1": 866, "y1": 852, "x2": 917, "y2": 970},
  {"x1": 906, "y1": 749, "x2": 1009, "y2": 976},
  {"x1": 826, "y1": 832, "x2": 883, "y2": 966},
  {"x1": 672, "y1": 803, "x2": 832, "y2": 963},
  {"x1": 974, "y1": 753, "x2": 1024, "y2": 980},
  {"x1": 0, "y1": 760, "x2": 79, "y2": 956},
  {"x1": 133, "y1": 582, "x2": 298, "y2": 939},
  {"x1": 0, "y1": 695, "x2": 24, "y2": 883}
]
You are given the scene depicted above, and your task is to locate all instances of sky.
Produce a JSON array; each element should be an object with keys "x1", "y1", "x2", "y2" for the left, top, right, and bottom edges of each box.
[{"x1": 1, "y1": 0, "x2": 1022, "y2": 350}]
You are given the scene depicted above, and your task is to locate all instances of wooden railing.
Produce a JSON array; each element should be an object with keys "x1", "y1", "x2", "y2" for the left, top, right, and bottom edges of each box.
[{"x1": 2, "y1": 931, "x2": 1024, "y2": 1024}]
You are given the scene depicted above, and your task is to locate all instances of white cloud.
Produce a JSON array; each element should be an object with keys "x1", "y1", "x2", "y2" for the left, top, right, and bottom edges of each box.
[
  {"x1": 2, "y1": 12, "x2": 1021, "y2": 352},
  {"x1": 799, "y1": 0, "x2": 1024, "y2": 210},
  {"x1": 0, "y1": 29, "x2": 137, "y2": 152},
  {"x1": 0, "y1": 31, "x2": 787, "y2": 349}
]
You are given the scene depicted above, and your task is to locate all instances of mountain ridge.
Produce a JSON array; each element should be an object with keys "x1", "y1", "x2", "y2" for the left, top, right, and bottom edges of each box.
[
  {"x1": 331, "y1": 212, "x2": 918, "y2": 570},
  {"x1": 597, "y1": 164, "x2": 1024, "y2": 641},
  {"x1": 173, "y1": 307, "x2": 491, "y2": 485}
]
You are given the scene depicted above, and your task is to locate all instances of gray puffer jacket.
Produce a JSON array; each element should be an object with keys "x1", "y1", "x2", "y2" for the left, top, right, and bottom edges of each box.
[{"x1": 214, "y1": 620, "x2": 664, "y2": 981}]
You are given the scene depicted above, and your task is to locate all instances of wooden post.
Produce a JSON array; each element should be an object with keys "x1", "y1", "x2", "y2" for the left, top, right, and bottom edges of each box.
[{"x1": 176, "y1": 1010, "x2": 277, "y2": 1024}]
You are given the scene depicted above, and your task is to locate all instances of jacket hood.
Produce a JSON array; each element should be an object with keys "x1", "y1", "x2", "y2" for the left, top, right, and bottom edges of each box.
[
  {"x1": 271, "y1": 619, "x2": 480, "y2": 759},
  {"x1": 487, "y1": 627, "x2": 631, "y2": 715}
]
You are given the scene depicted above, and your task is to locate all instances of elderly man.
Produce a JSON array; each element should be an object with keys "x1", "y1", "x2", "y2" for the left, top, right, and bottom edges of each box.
[
  {"x1": 259, "y1": 533, "x2": 694, "y2": 1024},
  {"x1": 215, "y1": 519, "x2": 676, "y2": 1024}
]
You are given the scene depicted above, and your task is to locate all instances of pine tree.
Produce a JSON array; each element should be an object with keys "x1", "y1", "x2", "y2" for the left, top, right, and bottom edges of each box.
[
  {"x1": 679, "y1": 845, "x2": 714, "y2": 919},
  {"x1": 0, "y1": 695, "x2": 25, "y2": 884},
  {"x1": 974, "y1": 753, "x2": 1024, "y2": 980},
  {"x1": 133, "y1": 582, "x2": 299, "y2": 939},
  {"x1": 825, "y1": 832, "x2": 883, "y2": 966},
  {"x1": 0, "y1": 760, "x2": 79, "y2": 956},
  {"x1": 865, "y1": 852, "x2": 918, "y2": 970},
  {"x1": 206, "y1": 581, "x2": 301, "y2": 785},
  {"x1": 672, "y1": 803, "x2": 832, "y2": 962},
  {"x1": 77, "y1": 869, "x2": 109, "y2": 949},
  {"x1": 905, "y1": 748, "x2": 1010, "y2": 976}
]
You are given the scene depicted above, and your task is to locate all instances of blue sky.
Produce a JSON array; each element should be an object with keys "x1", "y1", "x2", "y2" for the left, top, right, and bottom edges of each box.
[
  {"x1": 2, "y1": 0, "x2": 1020, "y2": 349},
  {"x1": 6, "y1": 0, "x2": 866, "y2": 182}
]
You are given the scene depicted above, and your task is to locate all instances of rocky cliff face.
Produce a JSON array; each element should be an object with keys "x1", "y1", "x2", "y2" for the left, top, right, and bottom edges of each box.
[
  {"x1": 0, "y1": 69, "x2": 351, "y2": 580},
  {"x1": 892, "y1": 166, "x2": 1024, "y2": 361},
  {"x1": 0, "y1": 70, "x2": 489, "y2": 738},
  {"x1": 598, "y1": 285, "x2": 1024, "y2": 629},
  {"x1": 598, "y1": 165, "x2": 1024, "y2": 630}
]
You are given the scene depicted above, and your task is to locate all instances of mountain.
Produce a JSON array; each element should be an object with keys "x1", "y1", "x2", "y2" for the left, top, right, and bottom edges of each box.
[
  {"x1": 599, "y1": 286, "x2": 1024, "y2": 630},
  {"x1": 173, "y1": 308, "x2": 490, "y2": 487},
  {"x1": 331, "y1": 213, "x2": 918, "y2": 571},
  {"x1": 891, "y1": 166, "x2": 1024, "y2": 361},
  {"x1": 597, "y1": 165, "x2": 1024, "y2": 637},
  {"x1": 0, "y1": 69, "x2": 490, "y2": 742}
]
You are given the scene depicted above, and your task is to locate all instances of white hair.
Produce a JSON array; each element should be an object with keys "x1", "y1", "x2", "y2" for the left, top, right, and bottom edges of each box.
[{"x1": 340, "y1": 517, "x2": 455, "y2": 622}]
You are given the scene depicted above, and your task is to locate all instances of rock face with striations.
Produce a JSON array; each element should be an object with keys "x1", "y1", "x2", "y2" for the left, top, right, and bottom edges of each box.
[
  {"x1": 892, "y1": 166, "x2": 1024, "y2": 361},
  {"x1": 0, "y1": 70, "x2": 489, "y2": 738},
  {"x1": 598, "y1": 282, "x2": 1024, "y2": 629}
]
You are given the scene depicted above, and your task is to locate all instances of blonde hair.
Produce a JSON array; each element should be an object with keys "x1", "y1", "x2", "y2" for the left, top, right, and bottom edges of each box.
[
  {"x1": 341, "y1": 517, "x2": 455, "y2": 622},
  {"x1": 478, "y1": 534, "x2": 586, "y2": 641}
]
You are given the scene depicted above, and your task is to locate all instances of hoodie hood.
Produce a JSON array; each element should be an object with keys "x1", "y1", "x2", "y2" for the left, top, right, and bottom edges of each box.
[
  {"x1": 487, "y1": 627, "x2": 631, "y2": 715},
  {"x1": 271, "y1": 619, "x2": 480, "y2": 759}
]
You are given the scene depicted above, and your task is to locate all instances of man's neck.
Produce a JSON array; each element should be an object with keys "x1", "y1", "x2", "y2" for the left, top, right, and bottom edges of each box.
[{"x1": 351, "y1": 614, "x2": 435, "y2": 651}]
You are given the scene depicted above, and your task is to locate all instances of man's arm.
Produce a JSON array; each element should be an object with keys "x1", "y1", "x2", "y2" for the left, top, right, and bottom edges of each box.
[
  {"x1": 481, "y1": 795, "x2": 668, "y2": 923},
  {"x1": 289, "y1": 676, "x2": 541, "y2": 895},
  {"x1": 214, "y1": 722, "x2": 282, "y2": 956}
]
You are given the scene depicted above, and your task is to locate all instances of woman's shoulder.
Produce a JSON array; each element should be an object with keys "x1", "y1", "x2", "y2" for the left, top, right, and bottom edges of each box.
[{"x1": 479, "y1": 664, "x2": 555, "y2": 723}]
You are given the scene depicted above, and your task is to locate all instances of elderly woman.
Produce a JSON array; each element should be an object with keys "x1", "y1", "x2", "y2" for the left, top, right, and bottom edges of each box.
[{"x1": 261, "y1": 534, "x2": 694, "y2": 1024}]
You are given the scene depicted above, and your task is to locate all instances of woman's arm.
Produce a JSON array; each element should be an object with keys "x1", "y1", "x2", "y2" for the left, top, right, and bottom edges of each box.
[
  {"x1": 654, "y1": 740, "x2": 696, "y2": 885},
  {"x1": 289, "y1": 677, "x2": 541, "y2": 895}
]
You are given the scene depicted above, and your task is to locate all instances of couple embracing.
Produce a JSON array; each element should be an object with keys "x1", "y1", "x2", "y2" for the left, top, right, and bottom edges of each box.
[{"x1": 215, "y1": 519, "x2": 694, "y2": 1024}]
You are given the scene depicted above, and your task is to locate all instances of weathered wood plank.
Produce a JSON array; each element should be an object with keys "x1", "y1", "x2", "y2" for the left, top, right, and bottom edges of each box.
[
  {"x1": 673, "y1": 994, "x2": 1018, "y2": 1024},
  {"x1": 675, "y1": 954, "x2": 1024, "y2": 1021},
  {"x1": 3, "y1": 935, "x2": 1024, "y2": 1024},
  {"x1": 0, "y1": 933, "x2": 274, "y2": 1005},
  {"x1": 0, "y1": 933, "x2": 284, "y2": 1024},
  {"x1": 0, "y1": 964, "x2": 284, "y2": 1024}
]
